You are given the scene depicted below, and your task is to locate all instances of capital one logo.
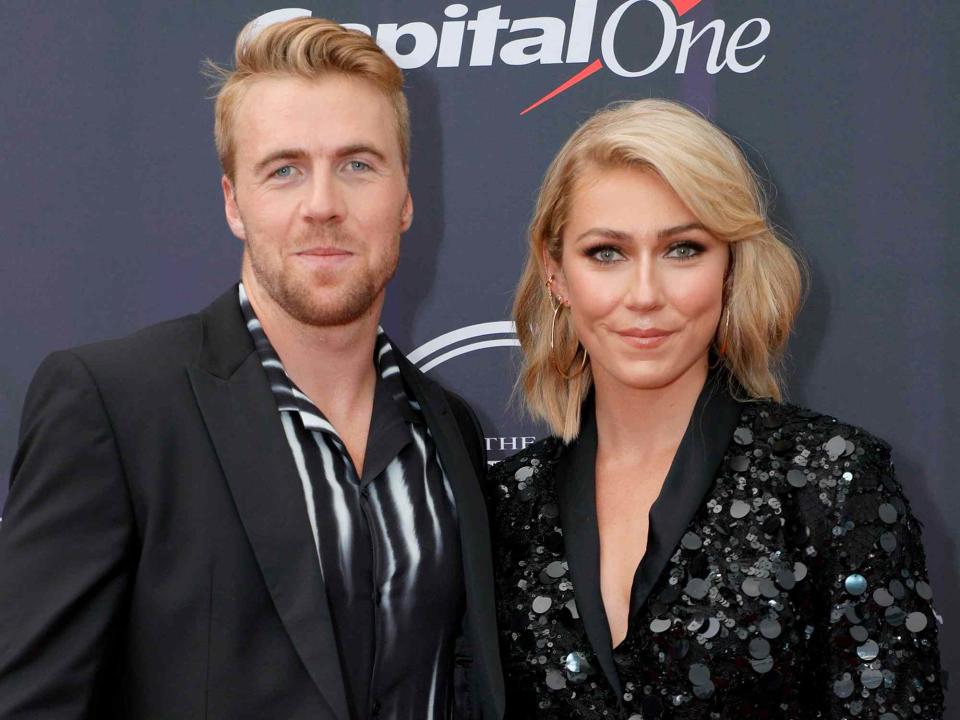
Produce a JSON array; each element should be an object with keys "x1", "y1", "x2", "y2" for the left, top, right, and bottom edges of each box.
[{"x1": 258, "y1": 0, "x2": 771, "y2": 113}]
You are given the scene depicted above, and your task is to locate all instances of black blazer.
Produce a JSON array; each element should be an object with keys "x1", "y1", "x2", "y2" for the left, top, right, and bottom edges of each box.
[
  {"x1": 488, "y1": 373, "x2": 943, "y2": 718},
  {"x1": 0, "y1": 287, "x2": 504, "y2": 720}
]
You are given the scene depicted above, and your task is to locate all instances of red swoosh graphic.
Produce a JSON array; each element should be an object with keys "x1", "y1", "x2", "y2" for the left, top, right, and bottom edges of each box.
[
  {"x1": 670, "y1": 0, "x2": 703, "y2": 14},
  {"x1": 520, "y1": 58, "x2": 604, "y2": 116}
]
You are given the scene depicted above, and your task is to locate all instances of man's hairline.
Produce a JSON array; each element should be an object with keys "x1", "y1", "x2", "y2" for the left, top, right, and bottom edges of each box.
[{"x1": 221, "y1": 71, "x2": 410, "y2": 184}]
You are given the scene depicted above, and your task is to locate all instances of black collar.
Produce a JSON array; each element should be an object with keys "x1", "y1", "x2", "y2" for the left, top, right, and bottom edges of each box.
[{"x1": 555, "y1": 370, "x2": 743, "y2": 699}]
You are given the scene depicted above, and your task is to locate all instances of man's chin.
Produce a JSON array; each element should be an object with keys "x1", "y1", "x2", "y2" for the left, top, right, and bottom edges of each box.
[{"x1": 277, "y1": 286, "x2": 382, "y2": 328}]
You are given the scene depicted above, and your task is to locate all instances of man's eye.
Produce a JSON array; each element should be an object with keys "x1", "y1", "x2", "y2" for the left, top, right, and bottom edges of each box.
[
  {"x1": 273, "y1": 165, "x2": 294, "y2": 178},
  {"x1": 348, "y1": 160, "x2": 371, "y2": 172}
]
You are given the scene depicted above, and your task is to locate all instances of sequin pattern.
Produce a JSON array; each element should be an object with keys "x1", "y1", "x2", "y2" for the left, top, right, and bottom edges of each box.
[{"x1": 488, "y1": 402, "x2": 944, "y2": 719}]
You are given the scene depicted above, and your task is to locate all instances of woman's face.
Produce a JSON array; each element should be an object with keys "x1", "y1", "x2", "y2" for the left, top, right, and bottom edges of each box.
[{"x1": 547, "y1": 165, "x2": 729, "y2": 393}]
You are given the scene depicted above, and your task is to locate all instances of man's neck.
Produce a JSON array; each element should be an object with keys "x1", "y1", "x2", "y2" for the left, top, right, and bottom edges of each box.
[{"x1": 241, "y1": 274, "x2": 382, "y2": 426}]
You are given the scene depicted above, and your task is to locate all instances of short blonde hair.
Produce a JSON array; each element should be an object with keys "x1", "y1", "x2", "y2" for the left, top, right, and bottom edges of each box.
[
  {"x1": 207, "y1": 17, "x2": 409, "y2": 180},
  {"x1": 514, "y1": 99, "x2": 804, "y2": 441}
]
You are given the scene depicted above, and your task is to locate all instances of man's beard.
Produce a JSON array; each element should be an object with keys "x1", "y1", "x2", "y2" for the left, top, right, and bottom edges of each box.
[{"x1": 247, "y1": 227, "x2": 400, "y2": 328}]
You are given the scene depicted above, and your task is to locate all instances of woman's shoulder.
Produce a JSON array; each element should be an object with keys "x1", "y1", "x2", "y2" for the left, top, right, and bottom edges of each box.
[
  {"x1": 488, "y1": 435, "x2": 565, "y2": 484},
  {"x1": 485, "y1": 436, "x2": 566, "y2": 524},
  {"x1": 735, "y1": 399, "x2": 913, "y2": 541},
  {"x1": 737, "y1": 398, "x2": 893, "y2": 470}
]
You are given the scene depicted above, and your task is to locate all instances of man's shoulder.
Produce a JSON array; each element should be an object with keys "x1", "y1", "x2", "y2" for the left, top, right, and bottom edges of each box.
[
  {"x1": 64, "y1": 310, "x2": 203, "y2": 380},
  {"x1": 54, "y1": 286, "x2": 241, "y2": 382},
  {"x1": 19, "y1": 309, "x2": 208, "y2": 433}
]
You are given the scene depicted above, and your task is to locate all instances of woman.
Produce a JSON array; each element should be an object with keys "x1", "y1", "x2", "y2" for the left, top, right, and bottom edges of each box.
[{"x1": 489, "y1": 100, "x2": 944, "y2": 718}]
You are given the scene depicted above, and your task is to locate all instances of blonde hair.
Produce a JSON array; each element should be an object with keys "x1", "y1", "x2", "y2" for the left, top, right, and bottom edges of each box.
[
  {"x1": 206, "y1": 17, "x2": 409, "y2": 180},
  {"x1": 514, "y1": 99, "x2": 804, "y2": 441}
]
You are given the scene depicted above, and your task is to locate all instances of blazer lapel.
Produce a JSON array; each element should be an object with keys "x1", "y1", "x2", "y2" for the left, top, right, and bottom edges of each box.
[
  {"x1": 187, "y1": 288, "x2": 350, "y2": 720},
  {"x1": 554, "y1": 397, "x2": 623, "y2": 699},
  {"x1": 394, "y1": 353, "x2": 505, "y2": 720},
  {"x1": 630, "y1": 370, "x2": 742, "y2": 616},
  {"x1": 555, "y1": 372, "x2": 743, "y2": 697}
]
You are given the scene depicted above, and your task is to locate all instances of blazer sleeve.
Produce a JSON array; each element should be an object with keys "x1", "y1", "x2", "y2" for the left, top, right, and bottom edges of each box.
[
  {"x1": 823, "y1": 438, "x2": 944, "y2": 718},
  {"x1": 441, "y1": 390, "x2": 491, "y2": 720},
  {"x1": 444, "y1": 390, "x2": 488, "y2": 474},
  {"x1": 0, "y1": 351, "x2": 136, "y2": 719}
]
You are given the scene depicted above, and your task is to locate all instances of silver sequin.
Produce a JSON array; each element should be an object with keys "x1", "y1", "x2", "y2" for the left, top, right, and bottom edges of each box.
[
  {"x1": 857, "y1": 639, "x2": 879, "y2": 661},
  {"x1": 905, "y1": 611, "x2": 928, "y2": 633},
  {"x1": 845, "y1": 574, "x2": 868, "y2": 595},
  {"x1": 532, "y1": 596, "x2": 553, "y2": 614},
  {"x1": 833, "y1": 673, "x2": 855, "y2": 698}
]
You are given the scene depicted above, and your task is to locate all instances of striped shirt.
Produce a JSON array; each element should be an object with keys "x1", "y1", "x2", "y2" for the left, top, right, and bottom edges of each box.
[{"x1": 239, "y1": 284, "x2": 464, "y2": 720}]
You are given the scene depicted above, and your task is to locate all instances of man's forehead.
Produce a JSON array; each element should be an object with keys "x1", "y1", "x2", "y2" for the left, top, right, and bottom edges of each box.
[{"x1": 233, "y1": 75, "x2": 397, "y2": 157}]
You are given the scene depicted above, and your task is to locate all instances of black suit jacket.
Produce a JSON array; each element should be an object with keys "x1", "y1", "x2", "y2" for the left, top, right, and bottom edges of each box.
[
  {"x1": 0, "y1": 287, "x2": 505, "y2": 720},
  {"x1": 488, "y1": 374, "x2": 944, "y2": 718}
]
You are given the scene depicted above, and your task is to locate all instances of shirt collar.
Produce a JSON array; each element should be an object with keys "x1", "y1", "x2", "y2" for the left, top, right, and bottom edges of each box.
[{"x1": 237, "y1": 283, "x2": 424, "y2": 435}]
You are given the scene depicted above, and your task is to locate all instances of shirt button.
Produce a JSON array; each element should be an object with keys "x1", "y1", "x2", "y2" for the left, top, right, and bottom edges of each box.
[{"x1": 371, "y1": 700, "x2": 382, "y2": 716}]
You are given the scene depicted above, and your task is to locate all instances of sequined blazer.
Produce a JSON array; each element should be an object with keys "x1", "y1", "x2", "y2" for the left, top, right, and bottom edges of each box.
[{"x1": 488, "y1": 374, "x2": 944, "y2": 719}]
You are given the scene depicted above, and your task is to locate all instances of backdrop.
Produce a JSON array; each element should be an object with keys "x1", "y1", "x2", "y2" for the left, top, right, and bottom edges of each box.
[{"x1": 1, "y1": 0, "x2": 956, "y2": 704}]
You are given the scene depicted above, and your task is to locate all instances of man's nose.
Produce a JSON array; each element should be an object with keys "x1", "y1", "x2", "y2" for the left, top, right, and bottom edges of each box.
[{"x1": 302, "y1": 171, "x2": 346, "y2": 222}]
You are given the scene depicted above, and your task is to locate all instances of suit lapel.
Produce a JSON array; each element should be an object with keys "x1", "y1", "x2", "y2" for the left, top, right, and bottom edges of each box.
[
  {"x1": 555, "y1": 372, "x2": 743, "y2": 698},
  {"x1": 394, "y1": 353, "x2": 505, "y2": 719},
  {"x1": 187, "y1": 288, "x2": 350, "y2": 720},
  {"x1": 630, "y1": 371, "x2": 742, "y2": 616},
  {"x1": 554, "y1": 397, "x2": 623, "y2": 699}
]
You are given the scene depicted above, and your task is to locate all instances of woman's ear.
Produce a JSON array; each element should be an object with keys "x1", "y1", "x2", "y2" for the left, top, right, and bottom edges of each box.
[{"x1": 542, "y1": 244, "x2": 569, "y2": 306}]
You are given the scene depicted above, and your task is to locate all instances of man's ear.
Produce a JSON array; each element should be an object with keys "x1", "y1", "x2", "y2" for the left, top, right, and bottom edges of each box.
[
  {"x1": 222, "y1": 175, "x2": 246, "y2": 241},
  {"x1": 400, "y1": 190, "x2": 413, "y2": 232}
]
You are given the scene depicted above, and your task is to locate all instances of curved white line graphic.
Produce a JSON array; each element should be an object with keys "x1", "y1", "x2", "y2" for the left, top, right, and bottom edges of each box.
[
  {"x1": 418, "y1": 338, "x2": 521, "y2": 373},
  {"x1": 408, "y1": 321, "x2": 517, "y2": 366}
]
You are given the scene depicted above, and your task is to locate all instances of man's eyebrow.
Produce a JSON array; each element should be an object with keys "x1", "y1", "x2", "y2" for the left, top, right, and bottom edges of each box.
[
  {"x1": 657, "y1": 222, "x2": 708, "y2": 239},
  {"x1": 334, "y1": 143, "x2": 388, "y2": 163},
  {"x1": 253, "y1": 148, "x2": 308, "y2": 176}
]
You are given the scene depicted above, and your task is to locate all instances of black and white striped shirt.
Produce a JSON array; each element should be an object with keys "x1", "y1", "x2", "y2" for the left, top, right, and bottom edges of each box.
[{"x1": 239, "y1": 285, "x2": 464, "y2": 720}]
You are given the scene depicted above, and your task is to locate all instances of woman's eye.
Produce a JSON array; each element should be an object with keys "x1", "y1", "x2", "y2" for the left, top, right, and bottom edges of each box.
[
  {"x1": 666, "y1": 241, "x2": 704, "y2": 260},
  {"x1": 589, "y1": 246, "x2": 624, "y2": 263}
]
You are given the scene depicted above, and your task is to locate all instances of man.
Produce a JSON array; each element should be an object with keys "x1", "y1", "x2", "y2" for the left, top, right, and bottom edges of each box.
[{"x1": 0, "y1": 16, "x2": 503, "y2": 720}]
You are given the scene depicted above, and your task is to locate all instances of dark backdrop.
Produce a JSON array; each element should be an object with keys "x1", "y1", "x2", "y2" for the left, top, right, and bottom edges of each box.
[{"x1": 1, "y1": 0, "x2": 956, "y2": 704}]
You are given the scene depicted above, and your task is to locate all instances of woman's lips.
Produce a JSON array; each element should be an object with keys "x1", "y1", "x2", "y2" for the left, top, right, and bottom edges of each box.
[{"x1": 616, "y1": 327, "x2": 674, "y2": 349}]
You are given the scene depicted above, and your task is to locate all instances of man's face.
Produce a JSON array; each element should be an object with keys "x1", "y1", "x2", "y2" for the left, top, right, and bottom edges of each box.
[{"x1": 222, "y1": 74, "x2": 412, "y2": 327}]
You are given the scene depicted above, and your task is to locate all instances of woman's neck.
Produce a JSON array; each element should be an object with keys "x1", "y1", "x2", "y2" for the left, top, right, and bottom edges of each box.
[{"x1": 592, "y1": 357, "x2": 709, "y2": 464}]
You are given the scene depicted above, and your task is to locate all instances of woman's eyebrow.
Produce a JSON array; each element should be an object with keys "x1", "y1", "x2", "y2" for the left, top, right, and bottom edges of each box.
[{"x1": 658, "y1": 222, "x2": 707, "y2": 239}]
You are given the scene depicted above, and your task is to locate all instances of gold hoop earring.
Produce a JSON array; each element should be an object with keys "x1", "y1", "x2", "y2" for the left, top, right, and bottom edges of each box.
[
  {"x1": 717, "y1": 308, "x2": 732, "y2": 357},
  {"x1": 545, "y1": 275, "x2": 562, "y2": 309},
  {"x1": 550, "y1": 302, "x2": 588, "y2": 379}
]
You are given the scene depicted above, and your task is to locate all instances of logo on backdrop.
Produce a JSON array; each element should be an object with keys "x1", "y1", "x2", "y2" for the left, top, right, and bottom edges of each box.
[
  {"x1": 408, "y1": 322, "x2": 533, "y2": 463},
  {"x1": 407, "y1": 321, "x2": 519, "y2": 373},
  {"x1": 258, "y1": 1, "x2": 771, "y2": 113}
]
